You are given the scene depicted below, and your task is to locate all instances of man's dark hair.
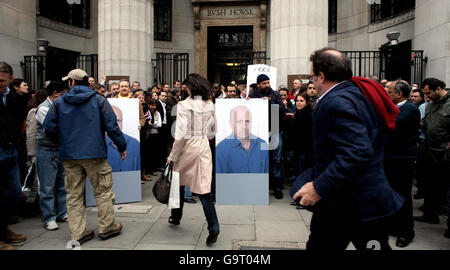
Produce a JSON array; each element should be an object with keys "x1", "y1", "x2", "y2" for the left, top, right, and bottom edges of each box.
[
  {"x1": 92, "y1": 83, "x2": 105, "y2": 91},
  {"x1": 306, "y1": 81, "x2": 314, "y2": 88},
  {"x1": 249, "y1": 83, "x2": 258, "y2": 90},
  {"x1": 0, "y1": 61, "x2": 13, "y2": 76},
  {"x1": 394, "y1": 81, "x2": 411, "y2": 99},
  {"x1": 148, "y1": 98, "x2": 157, "y2": 106},
  {"x1": 226, "y1": 84, "x2": 237, "y2": 91},
  {"x1": 279, "y1": 87, "x2": 289, "y2": 94},
  {"x1": 300, "y1": 85, "x2": 308, "y2": 93},
  {"x1": 46, "y1": 81, "x2": 65, "y2": 97},
  {"x1": 70, "y1": 76, "x2": 90, "y2": 87},
  {"x1": 310, "y1": 47, "x2": 353, "y2": 82},
  {"x1": 182, "y1": 73, "x2": 212, "y2": 101},
  {"x1": 412, "y1": 89, "x2": 424, "y2": 99},
  {"x1": 421, "y1": 78, "x2": 446, "y2": 91}
]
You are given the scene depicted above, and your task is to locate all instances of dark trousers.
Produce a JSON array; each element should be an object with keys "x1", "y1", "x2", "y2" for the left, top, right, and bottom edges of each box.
[
  {"x1": 171, "y1": 186, "x2": 219, "y2": 233},
  {"x1": 384, "y1": 159, "x2": 415, "y2": 238},
  {"x1": 0, "y1": 146, "x2": 21, "y2": 240},
  {"x1": 306, "y1": 204, "x2": 392, "y2": 250},
  {"x1": 269, "y1": 134, "x2": 284, "y2": 192},
  {"x1": 422, "y1": 151, "x2": 450, "y2": 219}
]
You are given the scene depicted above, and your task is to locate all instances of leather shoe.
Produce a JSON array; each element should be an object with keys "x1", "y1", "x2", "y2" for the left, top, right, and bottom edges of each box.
[
  {"x1": 296, "y1": 205, "x2": 306, "y2": 210},
  {"x1": 413, "y1": 215, "x2": 439, "y2": 224},
  {"x1": 99, "y1": 223, "x2": 123, "y2": 240},
  {"x1": 141, "y1": 174, "x2": 151, "y2": 181},
  {"x1": 274, "y1": 190, "x2": 283, "y2": 200},
  {"x1": 206, "y1": 230, "x2": 220, "y2": 246},
  {"x1": 184, "y1": 198, "x2": 197, "y2": 204},
  {"x1": 395, "y1": 234, "x2": 414, "y2": 248},
  {"x1": 290, "y1": 201, "x2": 300, "y2": 206},
  {"x1": 168, "y1": 216, "x2": 180, "y2": 225},
  {"x1": 76, "y1": 230, "x2": 94, "y2": 245},
  {"x1": 0, "y1": 241, "x2": 16, "y2": 250},
  {"x1": 5, "y1": 228, "x2": 26, "y2": 243}
]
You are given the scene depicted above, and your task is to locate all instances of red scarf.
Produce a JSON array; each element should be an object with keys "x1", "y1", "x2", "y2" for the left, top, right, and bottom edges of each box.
[{"x1": 351, "y1": 77, "x2": 399, "y2": 131}]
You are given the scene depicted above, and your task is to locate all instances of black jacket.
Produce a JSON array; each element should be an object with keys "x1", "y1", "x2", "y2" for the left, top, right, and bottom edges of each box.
[
  {"x1": 384, "y1": 100, "x2": 421, "y2": 160},
  {"x1": 0, "y1": 90, "x2": 23, "y2": 147},
  {"x1": 249, "y1": 87, "x2": 285, "y2": 132}
]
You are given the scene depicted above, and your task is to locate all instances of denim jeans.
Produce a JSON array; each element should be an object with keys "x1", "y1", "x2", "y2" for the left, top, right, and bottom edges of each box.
[
  {"x1": 36, "y1": 147, "x2": 67, "y2": 224},
  {"x1": 269, "y1": 133, "x2": 284, "y2": 192},
  {"x1": 0, "y1": 145, "x2": 21, "y2": 239},
  {"x1": 184, "y1": 186, "x2": 193, "y2": 199},
  {"x1": 171, "y1": 186, "x2": 219, "y2": 233}
]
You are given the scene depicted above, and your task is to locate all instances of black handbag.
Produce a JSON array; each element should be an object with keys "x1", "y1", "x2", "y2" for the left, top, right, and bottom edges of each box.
[{"x1": 152, "y1": 162, "x2": 173, "y2": 204}]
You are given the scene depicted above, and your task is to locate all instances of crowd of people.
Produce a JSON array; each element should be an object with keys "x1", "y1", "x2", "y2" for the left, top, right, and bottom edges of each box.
[{"x1": 0, "y1": 46, "x2": 449, "y2": 250}]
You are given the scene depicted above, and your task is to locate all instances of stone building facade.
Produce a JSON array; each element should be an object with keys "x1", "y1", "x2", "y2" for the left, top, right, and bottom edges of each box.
[{"x1": 1, "y1": 0, "x2": 449, "y2": 89}]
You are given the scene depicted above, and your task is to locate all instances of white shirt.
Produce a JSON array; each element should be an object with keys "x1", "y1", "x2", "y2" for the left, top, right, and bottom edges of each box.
[
  {"x1": 396, "y1": 100, "x2": 407, "y2": 108},
  {"x1": 35, "y1": 97, "x2": 53, "y2": 125},
  {"x1": 316, "y1": 81, "x2": 347, "y2": 105},
  {"x1": 159, "y1": 99, "x2": 167, "y2": 124}
]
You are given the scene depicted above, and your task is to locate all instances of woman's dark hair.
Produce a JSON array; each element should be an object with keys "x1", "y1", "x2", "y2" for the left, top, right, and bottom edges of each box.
[
  {"x1": 46, "y1": 81, "x2": 65, "y2": 97},
  {"x1": 310, "y1": 47, "x2": 353, "y2": 82},
  {"x1": 11, "y1": 78, "x2": 26, "y2": 90},
  {"x1": 182, "y1": 73, "x2": 212, "y2": 101},
  {"x1": 27, "y1": 88, "x2": 48, "y2": 111},
  {"x1": 295, "y1": 92, "x2": 313, "y2": 111}
]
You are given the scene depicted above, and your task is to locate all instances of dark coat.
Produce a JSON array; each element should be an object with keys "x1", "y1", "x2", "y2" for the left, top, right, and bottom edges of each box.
[
  {"x1": 249, "y1": 87, "x2": 285, "y2": 131},
  {"x1": 291, "y1": 81, "x2": 404, "y2": 222},
  {"x1": 384, "y1": 100, "x2": 420, "y2": 160},
  {"x1": 0, "y1": 89, "x2": 23, "y2": 147}
]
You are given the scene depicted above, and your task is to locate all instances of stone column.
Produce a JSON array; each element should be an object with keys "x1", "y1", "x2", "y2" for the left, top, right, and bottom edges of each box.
[
  {"x1": 269, "y1": 0, "x2": 328, "y2": 87},
  {"x1": 414, "y1": 0, "x2": 450, "y2": 85},
  {"x1": 98, "y1": 0, "x2": 153, "y2": 87}
]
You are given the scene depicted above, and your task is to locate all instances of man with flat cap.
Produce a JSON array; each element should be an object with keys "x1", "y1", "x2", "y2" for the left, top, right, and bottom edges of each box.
[
  {"x1": 249, "y1": 74, "x2": 285, "y2": 199},
  {"x1": 44, "y1": 69, "x2": 127, "y2": 245}
]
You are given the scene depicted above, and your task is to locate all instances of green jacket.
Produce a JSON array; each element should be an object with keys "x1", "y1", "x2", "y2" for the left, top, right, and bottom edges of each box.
[{"x1": 423, "y1": 91, "x2": 450, "y2": 151}]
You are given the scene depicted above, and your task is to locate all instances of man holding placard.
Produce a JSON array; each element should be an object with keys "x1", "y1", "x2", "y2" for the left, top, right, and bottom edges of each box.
[{"x1": 249, "y1": 74, "x2": 285, "y2": 199}]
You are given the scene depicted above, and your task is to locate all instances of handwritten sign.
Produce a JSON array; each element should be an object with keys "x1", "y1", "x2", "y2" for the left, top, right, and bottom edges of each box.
[{"x1": 246, "y1": 65, "x2": 277, "y2": 97}]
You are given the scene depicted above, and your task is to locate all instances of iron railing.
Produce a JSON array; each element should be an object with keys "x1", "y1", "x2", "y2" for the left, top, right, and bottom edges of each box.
[
  {"x1": 342, "y1": 50, "x2": 426, "y2": 84},
  {"x1": 151, "y1": 53, "x2": 189, "y2": 87},
  {"x1": 230, "y1": 51, "x2": 270, "y2": 84},
  {"x1": 21, "y1": 54, "x2": 98, "y2": 90}
]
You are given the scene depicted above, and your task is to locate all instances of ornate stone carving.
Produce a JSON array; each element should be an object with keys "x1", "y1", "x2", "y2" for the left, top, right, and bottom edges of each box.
[
  {"x1": 369, "y1": 10, "x2": 415, "y2": 33},
  {"x1": 37, "y1": 16, "x2": 92, "y2": 38}
]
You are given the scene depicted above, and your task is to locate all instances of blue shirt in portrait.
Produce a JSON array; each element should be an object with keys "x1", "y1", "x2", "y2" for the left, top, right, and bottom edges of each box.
[
  {"x1": 216, "y1": 134, "x2": 269, "y2": 173},
  {"x1": 106, "y1": 134, "x2": 140, "y2": 172}
]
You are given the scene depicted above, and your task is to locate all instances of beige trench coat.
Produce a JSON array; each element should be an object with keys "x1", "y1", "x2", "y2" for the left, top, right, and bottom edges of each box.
[{"x1": 168, "y1": 97, "x2": 215, "y2": 194}]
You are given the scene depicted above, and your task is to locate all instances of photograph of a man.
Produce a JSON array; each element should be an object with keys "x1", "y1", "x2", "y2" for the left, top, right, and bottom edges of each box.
[
  {"x1": 216, "y1": 105, "x2": 269, "y2": 173},
  {"x1": 106, "y1": 105, "x2": 140, "y2": 172}
]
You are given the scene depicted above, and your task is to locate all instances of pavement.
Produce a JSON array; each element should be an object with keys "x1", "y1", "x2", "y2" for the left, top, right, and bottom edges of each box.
[{"x1": 8, "y1": 171, "x2": 450, "y2": 250}]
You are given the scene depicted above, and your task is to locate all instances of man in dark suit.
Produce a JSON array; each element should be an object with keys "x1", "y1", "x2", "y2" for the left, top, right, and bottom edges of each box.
[
  {"x1": 156, "y1": 90, "x2": 169, "y2": 168},
  {"x1": 291, "y1": 48, "x2": 404, "y2": 250},
  {"x1": 385, "y1": 80, "x2": 420, "y2": 247}
]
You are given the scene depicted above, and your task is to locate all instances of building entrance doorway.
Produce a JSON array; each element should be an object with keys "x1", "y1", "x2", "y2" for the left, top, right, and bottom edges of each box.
[
  {"x1": 46, "y1": 46, "x2": 80, "y2": 82},
  {"x1": 207, "y1": 26, "x2": 253, "y2": 85}
]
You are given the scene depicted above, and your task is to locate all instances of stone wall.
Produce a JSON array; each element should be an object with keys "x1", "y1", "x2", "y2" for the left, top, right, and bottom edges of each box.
[{"x1": 0, "y1": 0, "x2": 37, "y2": 78}]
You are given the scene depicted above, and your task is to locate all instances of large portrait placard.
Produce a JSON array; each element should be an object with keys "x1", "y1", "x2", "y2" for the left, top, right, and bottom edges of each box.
[
  {"x1": 85, "y1": 98, "x2": 142, "y2": 206},
  {"x1": 215, "y1": 99, "x2": 269, "y2": 205}
]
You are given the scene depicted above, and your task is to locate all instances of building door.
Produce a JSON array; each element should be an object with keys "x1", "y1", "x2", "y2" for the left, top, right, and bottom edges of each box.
[
  {"x1": 207, "y1": 26, "x2": 253, "y2": 85},
  {"x1": 46, "y1": 46, "x2": 80, "y2": 81},
  {"x1": 384, "y1": 40, "x2": 412, "y2": 82}
]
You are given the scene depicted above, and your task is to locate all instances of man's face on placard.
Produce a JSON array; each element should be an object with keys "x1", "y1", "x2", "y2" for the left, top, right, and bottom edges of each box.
[
  {"x1": 112, "y1": 105, "x2": 123, "y2": 130},
  {"x1": 230, "y1": 107, "x2": 251, "y2": 140}
]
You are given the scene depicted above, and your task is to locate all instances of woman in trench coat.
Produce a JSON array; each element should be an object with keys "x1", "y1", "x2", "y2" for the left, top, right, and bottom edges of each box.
[{"x1": 167, "y1": 73, "x2": 219, "y2": 246}]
